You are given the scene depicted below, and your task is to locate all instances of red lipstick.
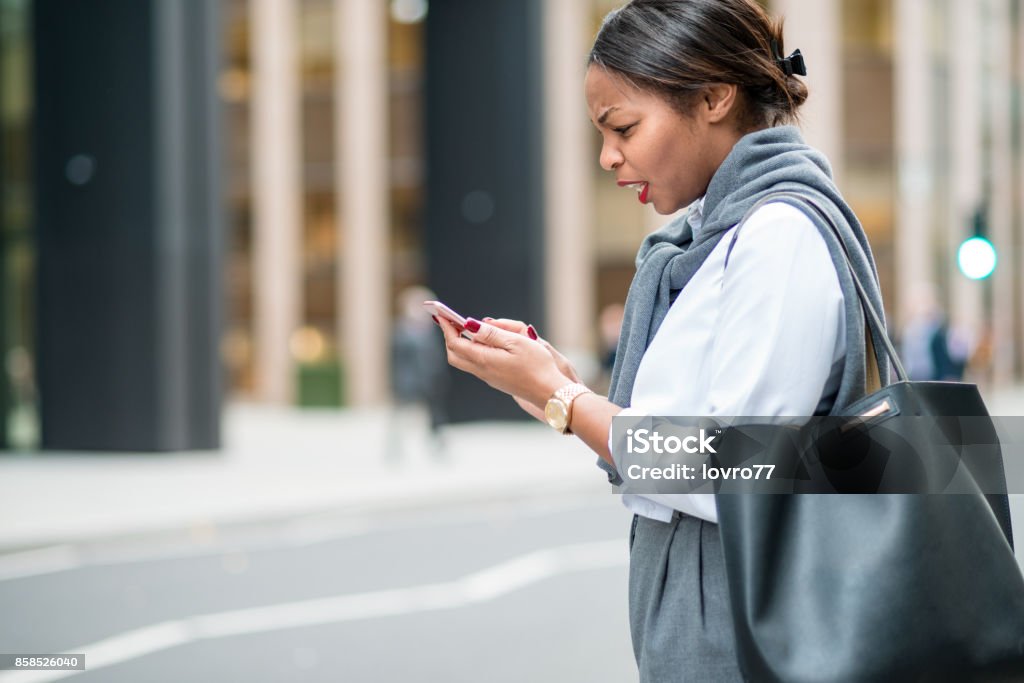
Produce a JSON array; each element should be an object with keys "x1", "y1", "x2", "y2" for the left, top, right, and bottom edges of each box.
[{"x1": 617, "y1": 179, "x2": 650, "y2": 203}]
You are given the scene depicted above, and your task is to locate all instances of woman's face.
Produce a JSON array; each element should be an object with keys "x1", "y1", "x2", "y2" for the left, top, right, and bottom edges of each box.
[{"x1": 584, "y1": 65, "x2": 732, "y2": 215}]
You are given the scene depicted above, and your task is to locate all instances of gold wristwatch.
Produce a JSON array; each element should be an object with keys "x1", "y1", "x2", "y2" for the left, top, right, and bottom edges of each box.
[{"x1": 544, "y1": 383, "x2": 592, "y2": 435}]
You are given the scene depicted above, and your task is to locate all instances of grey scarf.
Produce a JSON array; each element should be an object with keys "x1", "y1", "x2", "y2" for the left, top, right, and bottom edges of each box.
[{"x1": 600, "y1": 125, "x2": 891, "y2": 482}]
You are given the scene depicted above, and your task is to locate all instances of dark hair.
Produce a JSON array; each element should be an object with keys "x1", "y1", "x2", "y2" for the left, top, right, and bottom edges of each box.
[{"x1": 588, "y1": 0, "x2": 808, "y2": 129}]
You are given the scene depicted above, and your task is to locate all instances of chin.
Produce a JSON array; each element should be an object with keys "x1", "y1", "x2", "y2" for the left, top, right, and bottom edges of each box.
[{"x1": 653, "y1": 199, "x2": 684, "y2": 216}]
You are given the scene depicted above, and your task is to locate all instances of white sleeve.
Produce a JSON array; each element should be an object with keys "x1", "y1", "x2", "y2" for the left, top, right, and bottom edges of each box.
[
  {"x1": 607, "y1": 405, "x2": 644, "y2": 473},
  {"x1": 704, "y1": 202, "x2": 845, "y2": 416}
]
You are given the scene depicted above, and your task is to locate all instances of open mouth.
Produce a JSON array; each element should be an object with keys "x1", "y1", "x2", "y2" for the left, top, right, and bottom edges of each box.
[{"x1": 618, "y1": 181, "x2": 650, "y2": 203}]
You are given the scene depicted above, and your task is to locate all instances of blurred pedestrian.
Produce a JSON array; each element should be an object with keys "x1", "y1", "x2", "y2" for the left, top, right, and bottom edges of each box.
[
  {"x1": 900, "y1": 282, "x2": 973, "y2": 381},
  {"x1": 931, "y1": 319, "x2": 972, "y2": 381},
  {"x1": 599, "y1": 303, "x2": 624, "y2": 374},
  {"x1": 595, "y1": 303, "x2": 625, "y2": 394},
  {"x1": 388, "y1": 286, "x2": 449, "y2": 462},
  {"x1": 900, "y1": 282, "x2": 942, "y2": 380}
]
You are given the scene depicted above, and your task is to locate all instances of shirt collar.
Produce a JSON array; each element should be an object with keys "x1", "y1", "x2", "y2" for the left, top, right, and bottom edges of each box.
[{"x1": 687, "y1": 196, "x2": 707, "y2": 237}]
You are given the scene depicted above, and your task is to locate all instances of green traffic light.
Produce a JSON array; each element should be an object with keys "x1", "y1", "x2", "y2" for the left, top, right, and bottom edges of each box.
[{"x1": 957, "y1": 236, "x2": 997, "y2": 280}]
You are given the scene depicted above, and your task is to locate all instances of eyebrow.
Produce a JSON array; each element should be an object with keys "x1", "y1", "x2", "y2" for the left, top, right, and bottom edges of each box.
[{"x1": 597, "y1": 106, "x2": 619, "y2": 125}]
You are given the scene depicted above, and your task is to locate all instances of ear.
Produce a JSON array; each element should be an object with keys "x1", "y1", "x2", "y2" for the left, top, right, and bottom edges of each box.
[{"x1": 702, "y1": 83, "x2": 739, "y2": 124}]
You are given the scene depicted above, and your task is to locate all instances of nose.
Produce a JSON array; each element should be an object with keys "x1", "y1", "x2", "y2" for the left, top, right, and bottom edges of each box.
[{"x1": 599, "y1": 138, "x2": 623, "y2": 172}]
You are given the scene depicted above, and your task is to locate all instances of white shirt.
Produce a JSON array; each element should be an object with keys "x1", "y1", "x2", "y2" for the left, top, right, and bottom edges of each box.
[{"x1": 608, "y1": 199, "x2": 847, "y2": 524}]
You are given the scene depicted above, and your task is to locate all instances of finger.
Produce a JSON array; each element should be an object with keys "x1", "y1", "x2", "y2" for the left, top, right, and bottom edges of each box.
[
  {"x1": 538, "y1": 338, "x2": 558, "y2": 355},
  {"x1": 464, "y1": 318, "x2": 518, "y2": 350},
  {"x1": 436, "y1": 315, "x2": 458, "y2": 342},
  {"x1": 437, "y1": 317, "x2": 472, "y2": 362},
  {"x1": 439, "y1": 317, "x2": 496, "y2": 376},
  {"x1": 536, "y1": 339, "x2": 580, "y2": 382},
  {"x1": 483, "y1": 318, "x2": 528, "y2": 335}
]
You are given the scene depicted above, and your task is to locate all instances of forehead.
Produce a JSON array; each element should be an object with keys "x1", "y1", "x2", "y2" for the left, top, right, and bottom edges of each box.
[
  {"x1": 589, "y1": 66, "x2": 659, "y2": 120},
  {"x1": 585, "y1": 66, "x2": 644, "y2": 117}
]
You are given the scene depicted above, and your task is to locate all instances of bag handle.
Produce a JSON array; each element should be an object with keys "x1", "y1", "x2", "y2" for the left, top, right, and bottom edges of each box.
[{"x1": 725, "y1": 192, "x2": 908, "y2": 384}]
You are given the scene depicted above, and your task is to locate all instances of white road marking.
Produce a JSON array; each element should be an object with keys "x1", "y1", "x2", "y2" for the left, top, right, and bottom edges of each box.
[
  {"x1": 0, "y1": 493, "x2": 618, "y2": 582},
  {"x1": 0, "y1": 546, "x2": 80, "y2": 582},
  {"x1": 0, "y1": 539, "x2": 627, "y2": 683}
]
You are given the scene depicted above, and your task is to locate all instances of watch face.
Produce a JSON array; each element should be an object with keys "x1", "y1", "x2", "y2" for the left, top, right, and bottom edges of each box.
[{"x1": 545, "y1": 398, "x2": 569, "y2": 430}]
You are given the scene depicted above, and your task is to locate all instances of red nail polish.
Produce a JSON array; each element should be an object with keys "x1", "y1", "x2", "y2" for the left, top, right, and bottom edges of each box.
[
  {"x1": 464, "y1": 318, "x2": 481, "y2": 333},
  {"x1": 431, "y1": 315, "x2": 440, "y2": 326},
  {"x1": 527, "y1": 325, "x2": 538, "y2": 340}
]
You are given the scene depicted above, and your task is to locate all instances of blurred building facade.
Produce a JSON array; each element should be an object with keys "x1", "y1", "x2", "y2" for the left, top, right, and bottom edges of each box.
[
  {"x1": 219, "y1": 0, "x2": 1024, "y2": 408},
  {"x1": 2, "y1": 0, "x2": 1024, "y2": 449}
]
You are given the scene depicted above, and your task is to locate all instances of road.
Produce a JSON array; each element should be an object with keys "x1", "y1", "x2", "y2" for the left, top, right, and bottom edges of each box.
[{"x1": 0, "y1": 493, "x2": 638, "y2": 682}]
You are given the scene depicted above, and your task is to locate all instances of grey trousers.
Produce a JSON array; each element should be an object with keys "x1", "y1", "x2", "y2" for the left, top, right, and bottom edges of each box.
[{"x1": 629, "y1": 512, "x2": 746, "y2": 682}]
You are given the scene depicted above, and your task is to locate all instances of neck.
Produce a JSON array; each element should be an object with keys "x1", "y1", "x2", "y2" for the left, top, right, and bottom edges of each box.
[{"x1": 701, "y1": 123, "x2": 750, "y2": 194}]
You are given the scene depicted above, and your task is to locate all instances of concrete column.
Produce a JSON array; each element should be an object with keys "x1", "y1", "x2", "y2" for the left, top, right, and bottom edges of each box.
[
  {"x1": 543, "y1": 0, "x2": 595, "y2": 354},
  {"x1": 947, "y1": 0, "x2": 985, "y2": 340},
  {"x1": 987, "y1": 0, "x2": 1017, "y2": 384},
  {"x1": 251, "y1": 0, "x2": 301, "y2": 404},
  {"x1": 336, "y1": 0, "x2": 389, "y2": 406},
  {"x1": 893, "y1": 0, "x2": 934, "y2": 327},
  {"x1": 770, "y1": 0, "x2": 844, "y2": 182}
]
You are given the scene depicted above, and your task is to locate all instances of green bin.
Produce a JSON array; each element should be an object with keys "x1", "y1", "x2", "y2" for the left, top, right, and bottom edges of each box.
[{"x1": 296, "y1": 360, "x2": 344, "y2": 408}]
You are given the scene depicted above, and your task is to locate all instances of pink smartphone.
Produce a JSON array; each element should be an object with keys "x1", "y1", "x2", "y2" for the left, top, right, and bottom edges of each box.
[{"x1": 423, "y1": 300, "x2": 474, "y2": 338}]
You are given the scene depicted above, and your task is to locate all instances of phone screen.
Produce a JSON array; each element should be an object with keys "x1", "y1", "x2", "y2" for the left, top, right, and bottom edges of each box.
[
  {"x1": 423, "y1": 300, "x2": 466, "y2": 326},
  {"x1": 423, "y1": 300, "x2": 473, "y2": 339}
]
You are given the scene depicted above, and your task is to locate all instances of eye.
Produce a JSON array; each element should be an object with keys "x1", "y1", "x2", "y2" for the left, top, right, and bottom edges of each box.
[{"x1": 613, "y1": 123, "x2": 636, "y2": 136}]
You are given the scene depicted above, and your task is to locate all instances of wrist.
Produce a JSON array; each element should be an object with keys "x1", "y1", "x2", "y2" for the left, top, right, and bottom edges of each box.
[
  {"x1": 533, "y1": 373, "x2": 573, "y2": 409},
  {"x1": 542, "y1": 381, "x2": 594, "y2": 435}
]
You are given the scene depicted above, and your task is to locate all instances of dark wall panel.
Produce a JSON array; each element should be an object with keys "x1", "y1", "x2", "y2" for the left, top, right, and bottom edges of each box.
[
  {"x1": 33, "y1": 0, "x2": 223, "y2": 451},
  {"x1": 425, "y1": 0, "x2": 546, "y2": 422}
]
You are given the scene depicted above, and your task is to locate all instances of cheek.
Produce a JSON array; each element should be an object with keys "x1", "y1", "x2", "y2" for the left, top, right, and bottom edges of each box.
[
  {"x1": 642, "y1": 141, "x2": 678, "y2": 182},
  {"x1": 666, "y1": 140, "x2": 709, "y2": 193},
  {"x1": 647, "y1": 127, "x2": 690, "y2": 179},
  {"x1": 655, "y1": 152, "x2": 695, "y2": 197}
]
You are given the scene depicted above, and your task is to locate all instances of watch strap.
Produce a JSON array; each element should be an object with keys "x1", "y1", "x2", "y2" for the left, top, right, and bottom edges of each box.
[{"x1": 554, "y1": 383, "x2": 592, "y2": 434}]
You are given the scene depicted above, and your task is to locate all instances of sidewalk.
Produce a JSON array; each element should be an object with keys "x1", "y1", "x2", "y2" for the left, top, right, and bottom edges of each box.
[
  {"x1": 988, "y1": 385, "x2": 1024, "y2": 416},
  {"x1": 2, "y1": 385, "x2": 1023, "y2": 555},
  {"x1": 0, "y1": 404, "x2": 606, "y2": 553}
]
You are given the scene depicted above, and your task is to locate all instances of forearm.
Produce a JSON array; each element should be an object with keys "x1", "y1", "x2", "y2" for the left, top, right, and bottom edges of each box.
[{"x1": 567, "y1": 392, "x2": 623, "y2": 468}]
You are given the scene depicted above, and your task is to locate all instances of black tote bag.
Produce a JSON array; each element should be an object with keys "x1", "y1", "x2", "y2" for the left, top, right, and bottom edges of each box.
[{"x1": 715, "y1": 193, "x2": 1024, "y2": 682}]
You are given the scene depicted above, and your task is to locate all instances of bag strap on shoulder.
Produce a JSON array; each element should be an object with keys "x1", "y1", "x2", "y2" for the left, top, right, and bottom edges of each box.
[{"x1": 724, "y1": 192, "x2": 905, "y2": 386}]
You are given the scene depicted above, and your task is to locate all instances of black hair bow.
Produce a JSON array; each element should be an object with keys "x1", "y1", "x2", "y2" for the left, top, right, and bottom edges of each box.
[{"x1": 771, "y1": 40, "x2": 807, "y2": 77}]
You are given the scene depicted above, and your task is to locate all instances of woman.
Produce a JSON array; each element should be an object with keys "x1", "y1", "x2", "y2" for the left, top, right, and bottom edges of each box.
[{"x1": 436, "y1": 0, "x2": 890, "y2": 680}]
